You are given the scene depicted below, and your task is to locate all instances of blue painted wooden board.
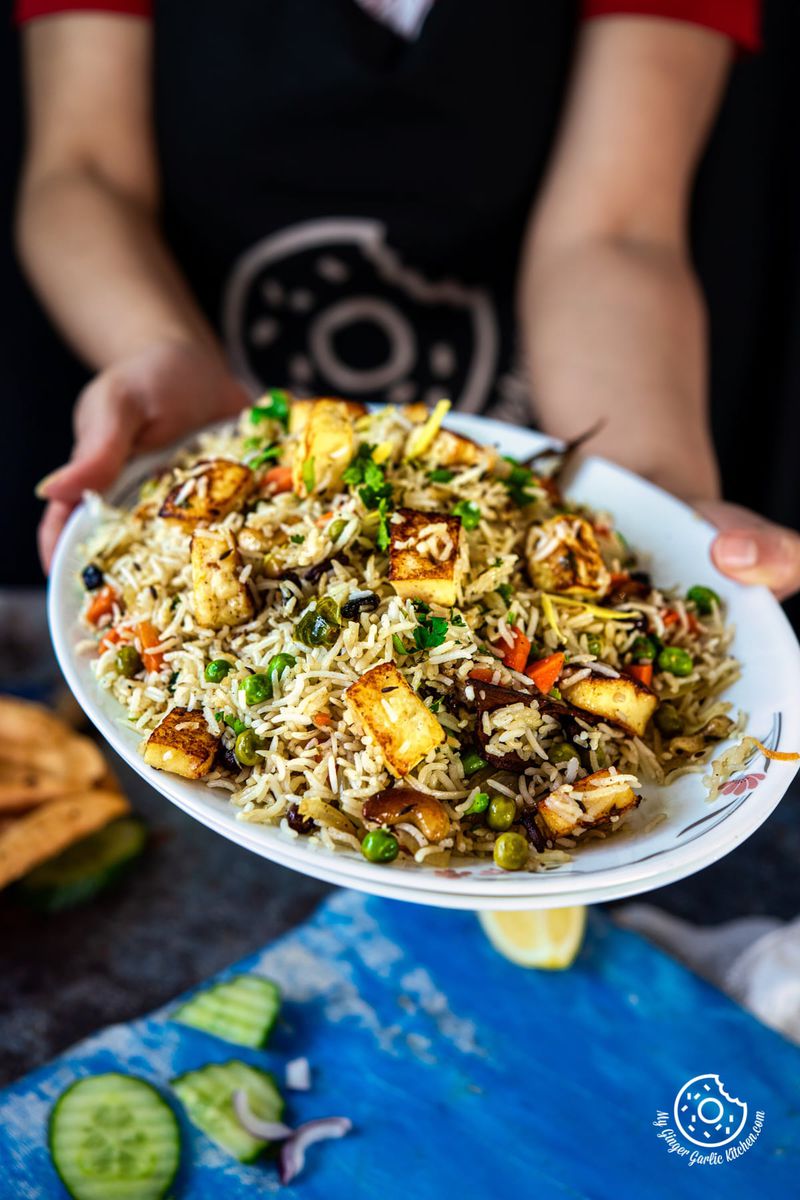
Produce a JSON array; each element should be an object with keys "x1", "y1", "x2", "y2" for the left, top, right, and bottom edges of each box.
[{"x1": 1, "y1": 890, "x2": 797, "y2": 1199}]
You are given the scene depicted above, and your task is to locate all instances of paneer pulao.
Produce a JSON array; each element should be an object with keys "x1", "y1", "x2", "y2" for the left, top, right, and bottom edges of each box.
[{"x1": 78, "y1": 393, "x2": 743, "y2": 872}]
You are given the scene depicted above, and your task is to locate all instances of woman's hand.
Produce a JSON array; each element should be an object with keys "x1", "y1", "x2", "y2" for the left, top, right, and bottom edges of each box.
[
  {"x1": 693, "y1": 500, "x2": 800, "y2": 602},
  {"x1": 36, "y1": 340, "x2": 251, "y2": 572}
]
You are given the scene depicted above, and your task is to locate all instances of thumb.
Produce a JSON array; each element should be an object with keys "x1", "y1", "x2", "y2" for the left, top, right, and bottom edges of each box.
[
  {"x1": 696, "y1": 500, "x2": 800, "y2": 600},
  {"x1": 36, "y1": 381, "x2": 142, "y2": 504}
]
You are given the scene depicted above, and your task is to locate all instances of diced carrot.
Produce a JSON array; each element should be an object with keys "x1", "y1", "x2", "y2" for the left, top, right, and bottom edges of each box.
[
  {"x1": 662, "y1": 608, "x2": 700, "y2": 634},
  {"x1": 98, "y1": 627, "x2": 125, "y2": 655},
  {"x1": 626, "y1": 662, "x2": 653, "y2": 688},
  {"x1": 137, "y1": 620, "x2": 165, "y2": 673},
  {"x1": 86, "y1": 585, "x2": 118, "y2": 626},
  {"x1": 261, "y1": 465, "x2": 294, "y2": 494},
  {"x1": 315, "y1": 511, "x2": 335, "y2": 527},
  {"x1": 494, "y1": 626, "x2": 530, "y2": 673},
  {"x1": 468, "y1": 667, "x2": 498, "y2": 684},
  {"x1": 313, "y1": 712, "x2": 333, "y2": 728},
  {"x1": 524, "y1": 651, "x2": 565, "y2": 693}
]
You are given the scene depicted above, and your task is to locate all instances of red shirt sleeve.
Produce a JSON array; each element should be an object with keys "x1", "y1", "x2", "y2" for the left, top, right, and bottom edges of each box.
[
  {"x1": 582, "y1": 0, "x2": 761, "y2": 52},
  {"x1": 15, "y1": 0, "x2": 151, "y2": 21}
]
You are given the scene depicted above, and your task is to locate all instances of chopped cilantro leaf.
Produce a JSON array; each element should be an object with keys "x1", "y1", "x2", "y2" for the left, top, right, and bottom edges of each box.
[
  {"x1": 412, "y1": 614, "x2": 449, "y2": 651},
  {"x1": 452, "y1": 499, "x2": 481, "y2": 530},
  {"x1": 465, "y1": 791, "x2": 490, "y2": 815},
  {"x1": 376, "y1": 497, "x2": 392, "y2": 551},
  {"x1": 290, "y1": 534, "x2": 305, "y2": 544},
  {"x1": 496, "y1": 583, "x2": 512, "y2": 607},
  {"x1": 215, "y1": 711, "x2": 247, "y2": 735},
  {"x1": 343, "y1": 445, "x2": 395, "y2": 550},
  {"x1": 502, "y1": 456, "x2": 538, "y2": 507},
  {"x1": 429, "y1": 698, "x2": 442, "y2": 713},
  {"x1": 343, "y1": 444, "x2": 377, "y2": 487},
  {"x1": 250, "y1": 389, "x2": 290, "y2": 429},
  {"x1": 412, "y1": 600, "x2": 431, "y2": 614},
  {"x1": 427, "y1": 467, "x2": 454, "y2": 483},
  {"x1": 450, "y1": 611, "x2": 465, "y2": 626},
  {"x1": 167, "y1": 671, "x2": 179, "y2": 694},
  {"x1": 247, "y1": 443, "x2": 282, "y2": 469}
]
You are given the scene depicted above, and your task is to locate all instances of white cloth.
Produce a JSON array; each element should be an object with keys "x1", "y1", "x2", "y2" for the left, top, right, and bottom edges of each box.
[{"x1": 614, "y1": 904, "x2": 800, "y2": 1044}]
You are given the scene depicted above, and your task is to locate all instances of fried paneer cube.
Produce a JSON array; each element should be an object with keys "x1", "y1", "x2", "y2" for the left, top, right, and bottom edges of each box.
[
  {"x1": 289, "y1": 396, "x2": 366, "y2": 436},
  {"x1": 159, "y1": 459, "x2": 254, "y2": 527},
  {"x1": 389, "y1": 508, "x2": 462, "y2": 607},
  {"x1": 292, "y1": 398, "x2": 362, "y2": 497},
  {"x1": 428, "y1": 428, "x2": 497, "y2": 471},
  {"x1": 526, "y1": 515, "x2": 611, "y2": 599},
  {"x1": 537, "y1": 769, "x2": 639, "y2": 838},
  {"x1": 143, "y1": 707, "x2": 220, "y2": 779},
  {"x1": 191, "y1": 529, "x2": 255, "y2": 629},
  {"x1": 345, "y1": 662, "x2": 445, "y2": 778},
  {"x1": 562, "y1": 673, "x2": 658, "y2": 738}
]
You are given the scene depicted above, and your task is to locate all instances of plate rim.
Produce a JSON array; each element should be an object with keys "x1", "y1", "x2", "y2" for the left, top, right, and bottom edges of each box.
[{"x1": 48, "y1": 411, "x2": 800, "y2": 907}]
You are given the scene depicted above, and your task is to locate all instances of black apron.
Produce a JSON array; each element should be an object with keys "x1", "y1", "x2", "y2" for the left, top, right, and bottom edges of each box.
[{"x1": 153, "y1": 0, "x2": 579, "y2": 418}]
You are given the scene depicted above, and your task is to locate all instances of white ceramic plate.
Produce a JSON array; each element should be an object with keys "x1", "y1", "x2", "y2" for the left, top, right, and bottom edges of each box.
[{"x1": 49, "y1": 413, "x2": 800, "y2": 909}]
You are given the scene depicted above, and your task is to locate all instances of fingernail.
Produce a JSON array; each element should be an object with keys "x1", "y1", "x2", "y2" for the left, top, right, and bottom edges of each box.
[
  {"x1": 717, "y1": 534, "x2": 758, "y2": 568},
  {"x1": 35, "y1": 465, "x2": 71, "y2": 499},
  {"x1": 35, "y1": 471, "x2": 59, "y2": 499}
]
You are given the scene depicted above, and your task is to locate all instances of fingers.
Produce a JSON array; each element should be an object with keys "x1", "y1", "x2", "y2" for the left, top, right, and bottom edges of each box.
[
  {"x1": 696, "y1": 500, "x2": 800, "y2": 601},
  {"x1": 37, "y1": 376, "x2": 141, "y2": 505},
  {"x1": 712, "y1": 527, "x2": 800, "y2": 600},
  {"x1": 38, "y1": 499, "x2": 74, "y2": 574}
]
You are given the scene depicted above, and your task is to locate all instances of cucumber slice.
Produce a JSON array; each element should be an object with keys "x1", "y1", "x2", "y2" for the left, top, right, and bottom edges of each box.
[
  {"x1": 15, "y1": 817, "x2": 147, "y2": 912},
  {"x1": 171, "y1": 974, "x2": 280, "y2": 1048},
  {"x1": 172, "y1": 1060, "x2": 284, "y2": 1162},
  {"x1": 49, "y1": 1073, "x2": 180, "y2": 1200}
]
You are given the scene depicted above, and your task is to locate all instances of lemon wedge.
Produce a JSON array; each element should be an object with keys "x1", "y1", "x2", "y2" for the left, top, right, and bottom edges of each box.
[{"x1": 478, "y1": 906, "x2": 587, "y2": 969}]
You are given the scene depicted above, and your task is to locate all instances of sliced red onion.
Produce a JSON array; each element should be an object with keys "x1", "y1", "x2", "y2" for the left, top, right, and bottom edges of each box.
[
  {"x1": 285, "y1": 1056, "x2": 312, "y2": 1091},
  {"x1": 232, "y1": 1090, "x2": 294, "y2": 1141},
  {"x1": 279, "y1": 1117, "x2": 353, "y2": 1185}
]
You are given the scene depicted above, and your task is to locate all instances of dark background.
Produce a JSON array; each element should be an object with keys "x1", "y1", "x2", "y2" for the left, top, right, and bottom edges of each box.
[
  {"x1": 2, "y1": 1, "x2": 798, "y2": 611},
  {"x1": 1, "y1": 2, "x2": 798, "y2": 1085}
]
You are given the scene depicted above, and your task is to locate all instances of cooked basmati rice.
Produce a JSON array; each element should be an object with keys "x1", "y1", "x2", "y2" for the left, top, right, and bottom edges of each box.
[{"x1": 78, "y1": 398, "x2": 743, "y2": 873}]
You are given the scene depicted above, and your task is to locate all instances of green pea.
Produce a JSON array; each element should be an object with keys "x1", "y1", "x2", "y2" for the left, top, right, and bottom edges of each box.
[
  {"x1": 242, "y1": 673, "x2": 272, "y2": 705},
  {"x1": 586, "y1": 634, "x2": 603, "y2": 656},
  {"x1": 234, "y1": 729, "x2": 260, "y2": 766},
  {"x1": 655, "y1": 702, "x2": 683, "y2": 737},
  {"x1": 465, "y1": 791, "x2": 490, "y2": 815},
  {"x1": 549, "y1": 741, "x2": 579, "y2": 765},
  {"x1": 631, "y1": 635, "x2": 657, "y2": 661},
  {"x1": 115, "y1": 645, "x2": 142, "y2": 678},
  {"x1": 657, "y1": 646, "x2": 694, "y2": 677},
  {"x1": 205, "y1": 659, "x2": 232, "y2": 683},
  {"x1": 686, "y1": 585, "x2": 720, "y2": 615},
  {"x1": 361, "y1": 828, "x2": 399, "y2": 863},
  {"x1": 493, "y1": 831, "x2": 529, "y2": 871},
  {"x1": 461, "y1": 750, "x2": 488, "y2": 777},
  {"x1": 328, "y1": 518, "x2": 347, "y2": 543},
  {"x1": 487, "y1": 795, "x2": 516, "y2": 831},
  {"x1": 265, "y1": 652, "x2": 296, "y2": 684}
]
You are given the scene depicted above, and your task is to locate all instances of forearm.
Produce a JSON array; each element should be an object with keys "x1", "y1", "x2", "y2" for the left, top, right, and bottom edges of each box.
[
  {"x1": 519, "y1": 234, "x2": 720, "y2": 503},
  {"x1": 16, "y1": 167, "x2": 216, "y2": 370}
]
